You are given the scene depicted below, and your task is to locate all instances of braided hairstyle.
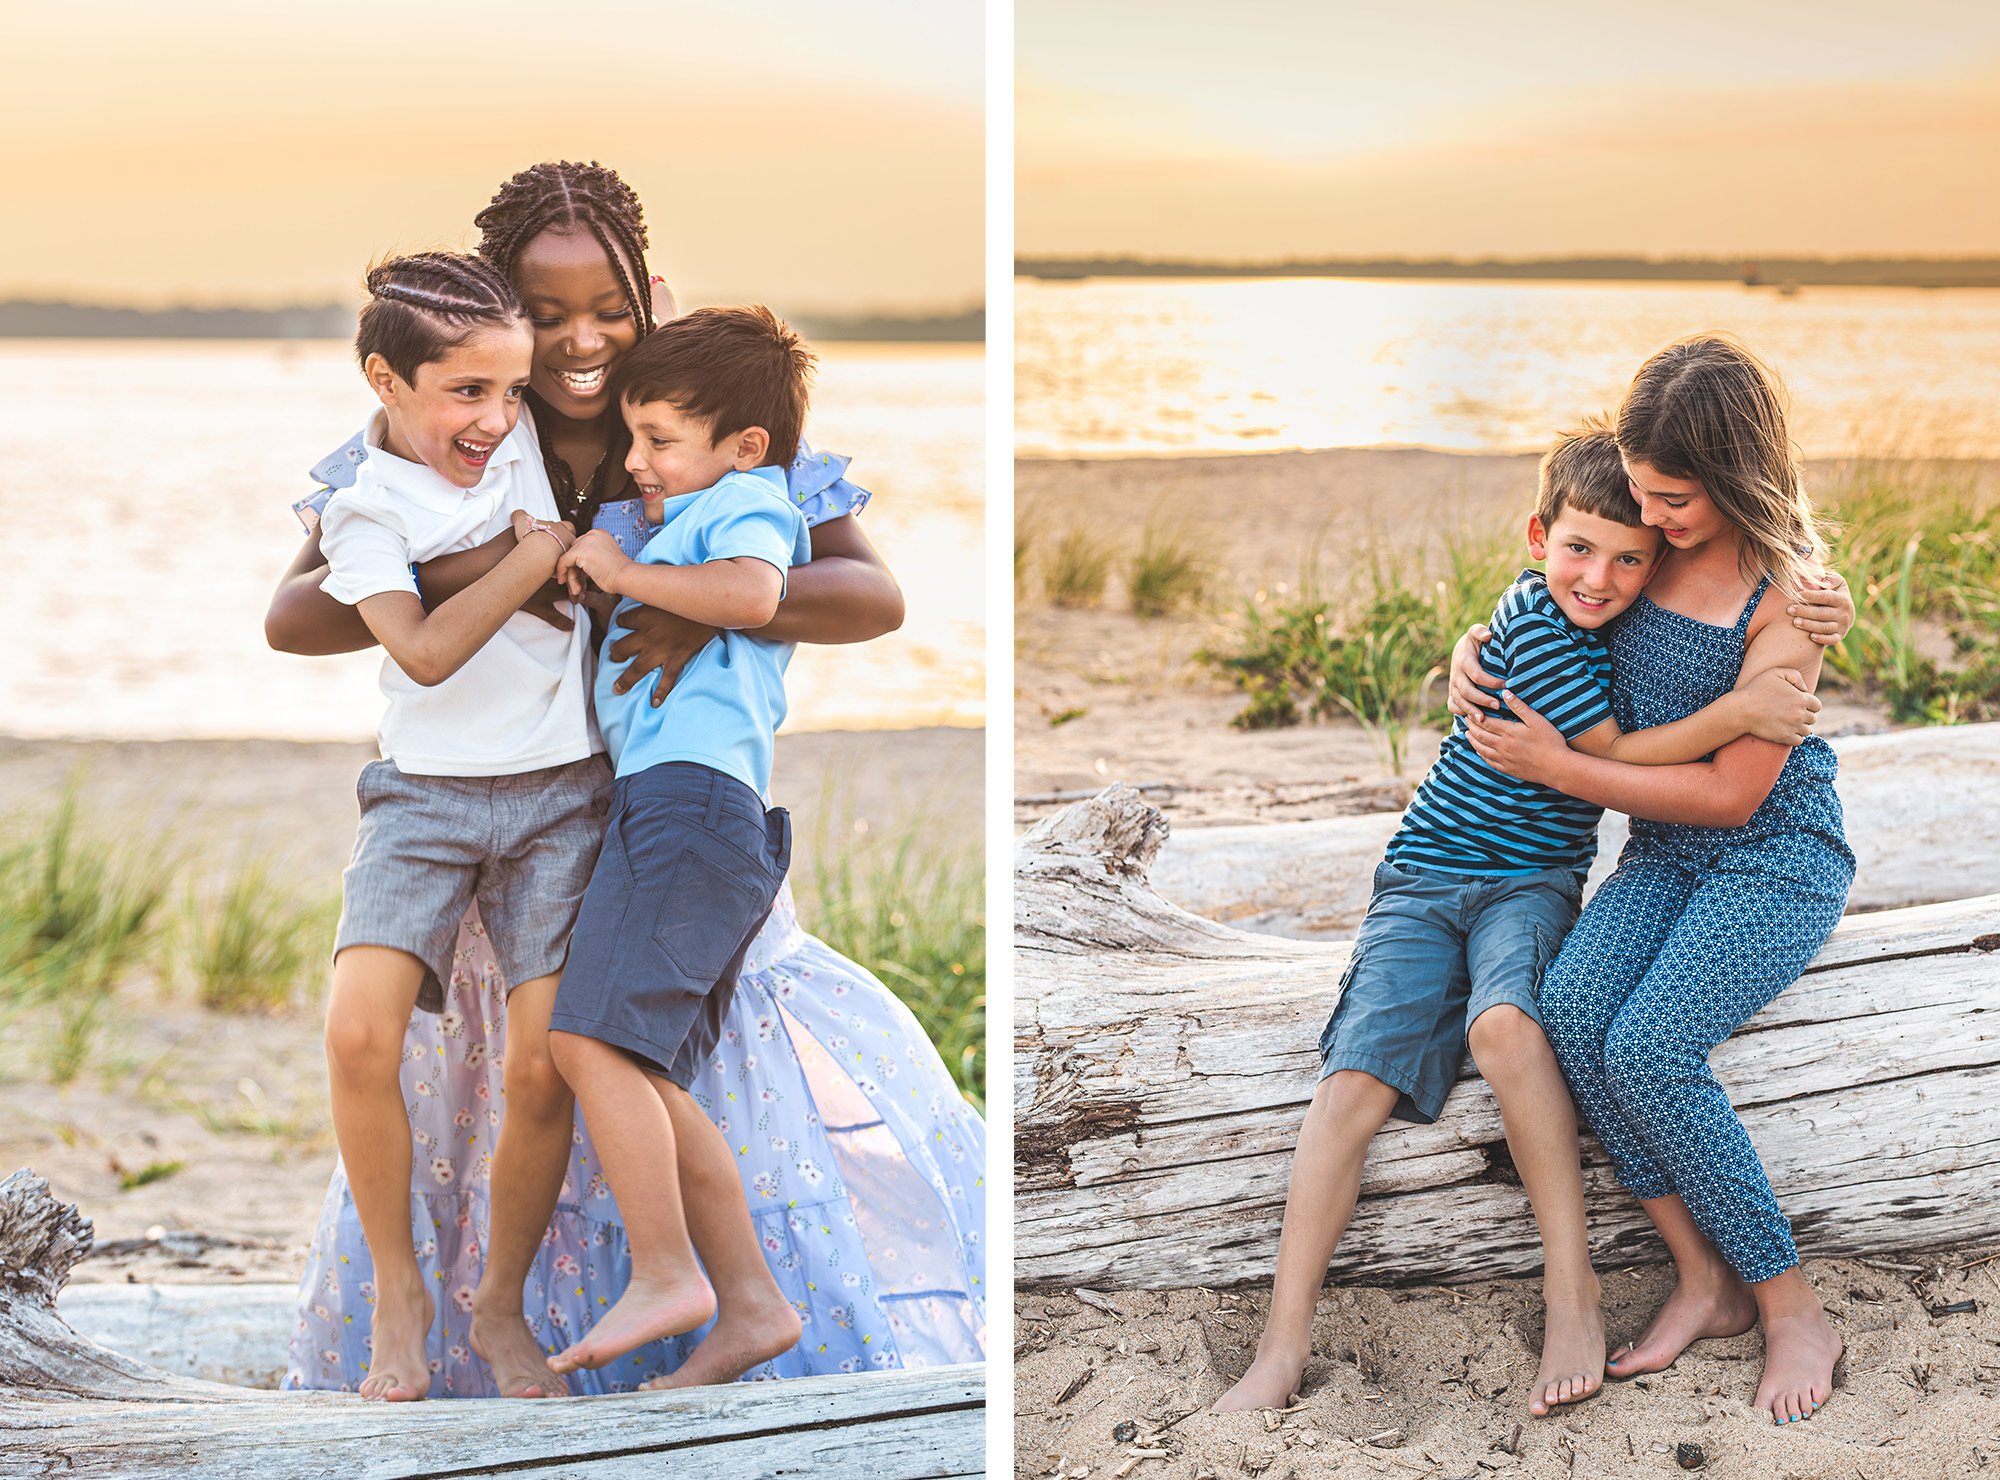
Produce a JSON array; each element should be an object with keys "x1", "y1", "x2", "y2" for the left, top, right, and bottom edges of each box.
[
  {"x1": 475, "y1": 162, "x2": 658, "y2": 522},
  {"x1": 355, "y1": 251, "x2": 525, "y2": 384}
]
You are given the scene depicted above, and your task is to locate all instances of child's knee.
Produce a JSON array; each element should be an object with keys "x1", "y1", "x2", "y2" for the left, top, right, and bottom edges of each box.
[
  {"x1": 1312, "y1": 1069, "x2": 1400, "y2": 1121},
  {"x1": 1467, "y1": 1005, "x2": 1549, "y2": 1076},
  {"x1": 504, "y1": 1036, "x2": 572, "y2": 1113},
  {"x1": 1601, "y1": 1016, "x2": 1671, "y2": 1099},
  {"x1": 324, "y1": 1012, "x2": 403, "y2": 1084}
]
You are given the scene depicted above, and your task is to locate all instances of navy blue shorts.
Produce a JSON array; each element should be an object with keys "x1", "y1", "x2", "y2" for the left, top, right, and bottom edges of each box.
[{"x1": 550, "y1": 762, "x2": 790, "y2": 1087}]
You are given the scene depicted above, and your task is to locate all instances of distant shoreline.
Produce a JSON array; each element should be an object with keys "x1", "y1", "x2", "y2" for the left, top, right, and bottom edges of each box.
[
  {"x1": 0, "y1": 300, "x2": 985, "y2": 343},
  {"x1": 1017, "y1": 255, "x2": 2000, "y2": 289}
]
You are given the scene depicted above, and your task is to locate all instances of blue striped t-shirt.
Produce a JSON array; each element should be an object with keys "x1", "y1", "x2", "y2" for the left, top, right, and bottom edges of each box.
[{"x1": 1385, "y1": 571, "x2": 1614, "y2": 876}]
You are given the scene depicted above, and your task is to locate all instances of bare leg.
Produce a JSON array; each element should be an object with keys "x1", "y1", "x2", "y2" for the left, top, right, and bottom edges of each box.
[
  {"x1": 640, "y1": 1081, "x2": 803, "y2": 1390},
  {"x1": 1468, "y1": 1006, "x2": 1604, "y2": 1419},
  {"x1": 544, "y1": 1031, "x2": 715, "y2": 1373},
  {"x1": 469, "y1": 973, "x2": 572, "y2": 1398},
  {"x1": 1605, "y1": 1195, "x2": 1756, "y2": 1378},
  {"x1": 1211, "y1": 1071, "x2": 1399, "y2": 1412},
  {"x1": 324, "y1": 946, "x2": 433, "y2": 1402},
  {"x1": 1750, "y1": 1268, "x2": 1842, "y2": 1425}
]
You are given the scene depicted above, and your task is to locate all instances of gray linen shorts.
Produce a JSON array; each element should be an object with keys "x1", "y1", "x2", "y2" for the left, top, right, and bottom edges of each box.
[
  {"x1": 334, "y1": 754, "x2": 614, "y2": 1013},
  {"x1": 550, "y1": 761, "x2": 790, "y2": 1088}
]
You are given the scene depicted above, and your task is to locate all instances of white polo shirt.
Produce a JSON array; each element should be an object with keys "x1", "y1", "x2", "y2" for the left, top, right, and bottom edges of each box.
[{"x1": 318, "y1": 412, "x2": 601, "y2": 777}]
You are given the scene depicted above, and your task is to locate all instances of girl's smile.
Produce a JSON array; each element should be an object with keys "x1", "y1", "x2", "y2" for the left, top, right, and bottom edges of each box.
[
  {"x1": 1625, "y1": 458, "x2": 1723, "y2": 549},
  {"x1": 513, "y1": 226, "x2": 643, "y2": 422}
]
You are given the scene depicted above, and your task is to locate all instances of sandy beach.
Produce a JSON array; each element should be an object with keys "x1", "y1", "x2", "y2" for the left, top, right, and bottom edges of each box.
[
  {"x1": 1015, "y1": 447, "x2": 2000, "y2": 1475},
  {"x1": 0, "y1": 726, "x2": 980, "y2": 1284}
]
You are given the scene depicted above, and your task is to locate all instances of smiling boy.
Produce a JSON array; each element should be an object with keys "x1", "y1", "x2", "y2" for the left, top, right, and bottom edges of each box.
[
  {"x1": 1214, "y1": 421, "x2": 1820, "y2": 1419},
  {"x1": 527, "y1": 305, "x2": 816, "y2": 1376}
]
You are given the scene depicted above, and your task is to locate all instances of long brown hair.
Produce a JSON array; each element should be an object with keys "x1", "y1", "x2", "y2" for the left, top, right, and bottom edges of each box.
[{"x1": 1617, "y1": 334, "x2": 1829, "y2": 599}]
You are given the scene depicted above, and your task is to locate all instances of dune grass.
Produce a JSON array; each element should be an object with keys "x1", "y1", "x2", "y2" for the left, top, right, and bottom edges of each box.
[
  {"x1": 1044, "y1": 527, "x2": 1114, "y2": 608},
  {"x1": 1128, "y1": 526, "x2": 1210, "y2": 618},
  {"x1": 798, "y1": 811, "x2": 985, "y2": 1112},
  {"x1": 180, "y1": 862, "x2": 334, "y2": 1014},
  {"x1": 1200, "y1": 525, "x2": 1518, "y2": 772}
]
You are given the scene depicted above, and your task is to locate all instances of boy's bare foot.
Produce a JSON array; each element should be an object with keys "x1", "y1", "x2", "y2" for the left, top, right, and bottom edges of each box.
[
  {"x1": 640, "y1": 1290, "x2": 802, "y2": 1390},
  {"x1": 1607, "y1": 1267, "x2": 1756, "y2": 1378},
  {"x1": 1754, "y1": 1311, "x2": 1842, "y2": 1424},
  {"x1": 546, "y1": 1272, "x2": 717, "y2": 1374},
  {"x1": 470, "y1": 1301, "x2": 569, "y2": 1399},
  {"x1": 1211, "y1": 1347, "x2": 1306, "y2": 1413},
  {"x1": 1528, "y1": 1281, "x2": 1605, "y2": 1417},
  {"x1": 358, "y1": 1276, "x2": 433, "y2": 1402}
]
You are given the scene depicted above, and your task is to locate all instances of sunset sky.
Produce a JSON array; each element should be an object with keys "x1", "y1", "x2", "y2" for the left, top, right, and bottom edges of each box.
[
  {"x1": 6, "y1": 1, "x2": 981, "y2": 313},
  {"x1": 1020, "y1": 1, "x2": 2000, "y2": 260}
]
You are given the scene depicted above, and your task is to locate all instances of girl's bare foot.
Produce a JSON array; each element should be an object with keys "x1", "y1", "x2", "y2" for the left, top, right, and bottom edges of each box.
[
  {"x1": 358, "y1": 1276, "x2": 433, "y2": 1402},
  {"x1": 1755, "y1": 1310, "x2": 1842, "y2": 1424},
  {"x1": 470, "y1": 1300, "x2": 569, "y2": 1398},
  {"x1": 1607, "y1": 1268, "x2": 1756, "y2": 1378},
  {"x1": 1212, "y1": 1347, "x2": 1305, "y2": 1413},
  {"x1": 640, "y1": 1291, "x2": 802, "y2": 1390},
  {"x1": 1529, "y1": 1279, "x2": 1605, "y2": 1417},
  {"x1": 546, "y1": 1272, "x2": 717, "y2": 1374}
]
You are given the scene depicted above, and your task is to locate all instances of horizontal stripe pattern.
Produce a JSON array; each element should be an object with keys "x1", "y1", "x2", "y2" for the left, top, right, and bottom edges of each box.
[{"x1": 1387, "y1": 571, "x2": 1613, "y2": 876}]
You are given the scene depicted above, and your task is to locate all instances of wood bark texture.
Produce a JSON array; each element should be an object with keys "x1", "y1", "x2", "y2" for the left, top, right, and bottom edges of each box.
[
  {"x1": 1016, "y1": 785, "x2": 2000, "y2": 1291},
  {"x1": 0, "y1": 1173, "x2": 985, "y2": 1479},
  {"x1": 1149, "y1": 724, "x2": 2000, "y2": 939}
]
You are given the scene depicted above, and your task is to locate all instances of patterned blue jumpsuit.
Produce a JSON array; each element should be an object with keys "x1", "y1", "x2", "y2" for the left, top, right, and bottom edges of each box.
[{"x1": 1537, "y1": 581, "x2": 1855, "y2": 1284}]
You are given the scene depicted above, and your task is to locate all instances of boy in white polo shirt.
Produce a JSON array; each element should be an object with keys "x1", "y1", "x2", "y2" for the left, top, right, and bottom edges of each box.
[
  {"x1": 520, "y1": 306, "x2": 813, "y2": 1377},
  {"x1": 315, "y1": 252, "x2": 609, "y2": 1402}
]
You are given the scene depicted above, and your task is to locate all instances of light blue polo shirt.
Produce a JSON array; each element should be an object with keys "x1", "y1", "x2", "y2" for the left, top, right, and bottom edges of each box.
[{"x1": 595, "y1": 465, "x2": 812, "y2": 793}]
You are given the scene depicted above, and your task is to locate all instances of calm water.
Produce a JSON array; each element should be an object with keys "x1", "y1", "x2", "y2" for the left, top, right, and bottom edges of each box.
[
  {"x1": 1017, "y1": 277, "x2": 2000, "y2": 459},
  {"x1": 0, "y1": 341, "x2": 982, "y2": 742}
]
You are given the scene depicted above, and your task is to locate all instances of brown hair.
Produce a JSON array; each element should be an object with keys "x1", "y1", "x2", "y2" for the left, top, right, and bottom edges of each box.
[
  {"x1": 355, "y1": 252, "x2": 524, "y2": 385},
  {"x1": 1537, "y1": 418, "x2": 1646, "y2": 530},
  {"x1": 1617, "y1": 334, "x2": 1829, "y2": 598},
  {"x1": 612, "y1": 306, "x2": 813, "y2": 467}
]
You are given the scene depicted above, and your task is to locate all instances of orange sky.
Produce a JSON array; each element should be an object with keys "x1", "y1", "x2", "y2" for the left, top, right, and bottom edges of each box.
[
  {"x1": 1019, "y1": 2, "x2": 2000, "y2": 259},
  {"x1": 5, "y1": 3, "x2": 981, "y2": 313}
]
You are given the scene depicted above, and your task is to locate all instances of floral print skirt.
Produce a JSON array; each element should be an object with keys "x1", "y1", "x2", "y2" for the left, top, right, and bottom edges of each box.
[{"x1": 282, "y1": 883, "x2": 986, "y2": 1395}]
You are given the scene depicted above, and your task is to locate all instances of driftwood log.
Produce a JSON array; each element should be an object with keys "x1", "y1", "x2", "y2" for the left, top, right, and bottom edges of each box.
[
  {"x1": 0, "y1": 1172, "x2": 984, "y2": 1480},
  {"x1": 1015, "y1": 786, "x2": 2000, "y2": 1291},
  {"x1": 1150, "y1": 724, "x2": 2000, "y2": 939}
]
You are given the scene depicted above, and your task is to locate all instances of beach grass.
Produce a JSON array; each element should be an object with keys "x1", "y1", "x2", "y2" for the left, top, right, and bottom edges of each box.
[
  {"x1": 1200, "y1": 525, "x2": 1517, "y2": 771},
  {"x1": 1044, "y1": 527, "x2": 1114, "y2": 608},
  {"x1": 180, "y1": 862, "x2": 333, "y2": 1014},
  {"x1": 799, "y1": 811, "x2": 985, "y2": 1112},
  {"x1": 1128, "y1": 526, "x2": 1210, "y2": 617}
]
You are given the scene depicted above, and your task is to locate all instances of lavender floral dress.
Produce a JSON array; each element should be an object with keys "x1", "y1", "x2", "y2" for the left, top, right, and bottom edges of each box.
[{"x1": 281, "y1": 447, "x2": 986, "y2": 1396}]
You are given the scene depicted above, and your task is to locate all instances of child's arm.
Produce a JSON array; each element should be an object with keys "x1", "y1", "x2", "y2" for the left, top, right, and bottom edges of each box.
[
  {"x1": 267, "y1": 529, "x2": 573, "y2": 654},
  {"x1": 558, "y1": 528, "x2": 783, "y2": 631},
  {"x1": 1566, "y1": 666, "x2": 1820, "y2": 765},
  {"x1": 350, "y1": 514, "x2": 570, "y2": 687},
  {"x1": 1465, "y1": 616, "x2": 1826, "y2": 828}
]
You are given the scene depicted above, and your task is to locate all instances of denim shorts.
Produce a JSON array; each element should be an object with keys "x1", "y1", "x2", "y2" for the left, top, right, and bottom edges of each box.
[
  {"x1": 550, "y1": 762, "x2": 791, "y2": 1087},
  {"x1": 1318, "y1": 859, "x2": 1581, "y2": 1124},
  {"x1": 334, "y1": 754, "x2": 613, "y2": 1014}
]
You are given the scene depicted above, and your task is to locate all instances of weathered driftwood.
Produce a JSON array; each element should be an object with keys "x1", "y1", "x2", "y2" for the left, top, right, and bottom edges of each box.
[
  {"x1": 57, "y1": 1283, "x2": 297, "y2": 1388},
  {"x1": 1016, "y1": 787, "x2": 2000, "y2": 1291},
  {"x1": 0, "y1": 1172, "x2": 984, "y2": 1480},
  {"x1": 1149, "y1": 724, "x2": 2000, "y2": 939}
]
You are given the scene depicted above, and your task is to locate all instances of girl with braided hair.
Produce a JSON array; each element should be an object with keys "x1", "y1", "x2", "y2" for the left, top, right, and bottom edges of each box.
[
  {"x1": 268, "y1": 163, "x2": 983, "y2": 1399},
  {"x1": 314, "y1": 250, "x2": 611, "y2": 1402}
]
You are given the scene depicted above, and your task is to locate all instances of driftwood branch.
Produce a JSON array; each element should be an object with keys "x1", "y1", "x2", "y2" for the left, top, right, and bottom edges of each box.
[
  {"x1": 1015, "y1": 784, "x2": 2000, "y2": 1291},
  {"x1": 1150, "y1": 724, "x2": 2000, "y2": 939},
  {"x1": 0, "y1": 1173, "x2": 984, "y2": 1478}
]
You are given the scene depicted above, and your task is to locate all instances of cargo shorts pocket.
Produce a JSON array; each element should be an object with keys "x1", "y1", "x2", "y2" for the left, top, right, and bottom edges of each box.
[
  {"x1": 1317, "y1": 943, "x2": 1368, "y2": 1060},
  {"x1": 652, "y1": 847, "x2": 769, "y2": 984}
]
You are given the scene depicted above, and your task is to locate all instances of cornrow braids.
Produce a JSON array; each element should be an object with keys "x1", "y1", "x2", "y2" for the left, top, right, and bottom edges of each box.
[
  {"x1": 473, "y1": 162, "x2": 659, "y2": 524},
  {"x1": 356, "y1": 251, "x2": 525, "y2": 385}
]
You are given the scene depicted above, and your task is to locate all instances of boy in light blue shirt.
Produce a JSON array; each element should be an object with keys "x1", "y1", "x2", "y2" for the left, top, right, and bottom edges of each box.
[{"x1": 536, "y1": 306, "x2": 815, "y2": 1378}]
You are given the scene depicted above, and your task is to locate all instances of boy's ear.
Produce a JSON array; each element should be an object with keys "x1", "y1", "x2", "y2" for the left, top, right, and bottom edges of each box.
[
  {"x1": 726, "y1": 425, "x2": 771, "y2": 469},
  {"x1": 1526, "y1": 513, "x2": 1550, "y2": 562},
  {"x1": 362, "y1": 352, "x2": 401, "y2": 407}
]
